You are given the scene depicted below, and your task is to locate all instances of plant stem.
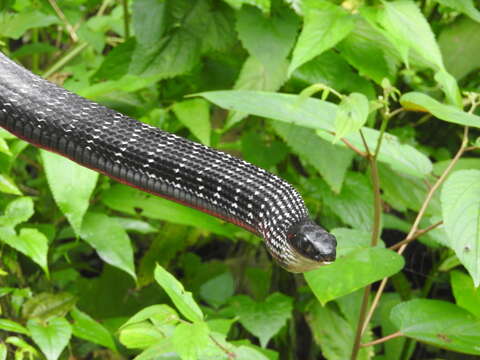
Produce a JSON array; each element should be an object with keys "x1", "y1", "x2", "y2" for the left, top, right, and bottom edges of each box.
[
  {"x1": 48, "y1": 0, "x2": 78, "y2": 42},
  {"x1": 359, "y1": 126, "x2": 470, "y2": 341},
  {"x1": 122, "y1": 0, "x2": 130, "y2": 39},
  {"x1": 361, "y1": 331, "x2": 403, "y2": 347},
  {"x1": 389, "y1": 221, "x2": 443, "y2": 251},
  {"x1": 43, "y1": 42, "x2": 88, "y2": 78}
]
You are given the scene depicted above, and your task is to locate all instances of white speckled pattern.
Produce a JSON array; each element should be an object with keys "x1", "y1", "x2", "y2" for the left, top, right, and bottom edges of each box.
[{"x1": 0, "y1": 51, "x2": 335, "y2": 270}]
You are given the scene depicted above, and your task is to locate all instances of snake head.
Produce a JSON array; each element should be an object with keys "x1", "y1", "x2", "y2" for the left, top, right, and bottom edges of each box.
[{"x1": 287, "y1": 218, "x2": 336, "y2": 265}]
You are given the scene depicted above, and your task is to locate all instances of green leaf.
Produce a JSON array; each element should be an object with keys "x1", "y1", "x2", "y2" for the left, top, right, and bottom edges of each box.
[
  {"x1": 334, "y1": 93, "x2": 369, "y2": 142},
  {"x1": 41, "y1": 151, "x2": 98, "y2": 236},
  {"x1": 129, "y1": 28, "x2": 200, "y2": 78},
  {"x1": 132, "y1": 0, "x2": 167, "y2": 46},
  {"x1": 119, "y1": 322, "x2": 165, "y2": 350},
  {"x1": 27, "y1": 317, "x2": 72, "y2": 360},
  {"x1": 380, "y1": 0, "x2": 444, "y2": 70},
  {"x1": 154, "y1": 264, "x2": 203, "y2": 323},
  {"x1": 441, "y1": 170, "x2": 480, "y2": 286},
  {"x1": 121, "y1": 304, "x2": 178, "y2": 329},
  {"x1": 241, "y1": 130, "x2": 288, "y2": 168},
  {"x1": 331, "y1": 228, "x2": 372, "y2": 257},
  {"x1": 439, "y1": 18, "x2": 480, "y2": 80},
  {"x1": 0, "y1": 319, "x2": 29, "y2": 335},
  {"x1": 305, "y1": 247, "x2": 404, "y2": 304},
  {"x1": 236, "y1": 5, "x2": 298, "y2": 67},
  {"x1": 22, "y1": 293, "x2": 77, "y2": 321},
  {"x1": 0, "y1": 197, "x2": 33, "y2": 227},
  {"x1": 451, "y1": 270, "x2": 480, "y2": 318},
  {"x1": 101, "y1": 184, "x2": 237, "y2": 237},
  {"x1": 113, "y1": 217, "x2": 158, "y2": 234},
  {"x1": 172, "y1": 99, "x2": 211, "y2": 146},
  {"x1": 288, "y1": 0, "x2": 354, "y2": 76},
  {"x1": 391, "y1": 299, "x2": 480, "y2": 355},
  {"x1": 93, "y1": 39, "x2": 136, "y2": 81},
  {"x1": 235, "y1": 346, "x2": 271, "y2": 360},
  {"x1": 172, "y1": 321, "x2": 210, "y2": 360},
  {"x1": 199, "y1": 90, "x2": 432, "y2": 177},
  {"x1": 71, "y1": 307, "x2": 117, "y2": 351},
  {"x1": 5, "y1": 337, "x2": 39, "y2": 357},
  {"x1": 0, "y1": 11, "x2": 58, "y2": 39},
  {"x1": 222, "y1": 0, "x2": 270, "y2": 13},
  {"x1": 0, "y1": 138, "x2": 10, "y2": 156},
  {"x1": 0, "y1": 174, "x2": 22, "y2": 195},
  {"x1": 80, "y1": 213, "x2": 136, "y2": 281},
  {"x1": 1, "y1": 229, "x2": 49, "y2": 276},
  {"x1": 433, "y1": 0, "x2": 480, "y2": 22},
  {"x1": 231, "y1": 293, "x2": 293, "y2": 347},
  {"x1": 306, "y1": 301, "x2": 371, "y2": 360},
  {"x1": 200, "y1": 272, "x2": 235, "y2": 308},
  {"x1": 0, "y1": 343, "x2": 6, "y2": 360},
  {"x1": 272, "y1": 122, "x2": 353, "y2": 193}
]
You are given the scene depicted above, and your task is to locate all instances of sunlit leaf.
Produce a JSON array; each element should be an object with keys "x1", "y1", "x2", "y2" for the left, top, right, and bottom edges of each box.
[
  {"x1": 0, "y1": 319, "x2": 29, "y2": 335},
  {"x1": 172, "y1": 321, "x2": 210, "y2": 360},
  {"x1": 172, "y1": 99, "x2": 211, "y2": 146},
  {"x1": 28, "y1": 317, "x2": 72, "y2": 360},
  {"x1": 450, "y1": 270, "x2": 480, "y2": 318},
  {"x1": 391, "y1": 299, "x2": 480, "y2": 355},
  {"x1": 441, "y1": 170, "x2": 480, "y2": 286},
  {"x1": 71, "y1": 307, "x2": 117, "y2": 351},
  {"x1": 334, "y1": 92, "x2": 369, "y2": 142},
  {"x1": 433, "y1": 0, "x2": 480, "y2": 22}
]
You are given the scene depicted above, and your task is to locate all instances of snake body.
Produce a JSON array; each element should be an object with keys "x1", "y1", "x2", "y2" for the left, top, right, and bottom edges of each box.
[{"x1": 0, "y1": 52, "x2": 336, "y2": 272}]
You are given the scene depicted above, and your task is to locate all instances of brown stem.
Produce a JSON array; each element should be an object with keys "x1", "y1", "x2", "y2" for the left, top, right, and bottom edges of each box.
[
  {"x1": 361, "y1": 331, "x2": 403, "y2": 347},
  {"x1": 389, "y1": 221, "x2": 443, "y2": 251},
  {"x1": 359, "y1": 127, "x2": 470, "y2": 339},
  {"x1": 47, "y1": 0, "x2": 78, "y2": 42},
  {"x1": 341, "y1": 138, "x2": 367, "y2": 157},
  {"x1": 209, "y1": 335, "x2": 236, "y2": 359}
]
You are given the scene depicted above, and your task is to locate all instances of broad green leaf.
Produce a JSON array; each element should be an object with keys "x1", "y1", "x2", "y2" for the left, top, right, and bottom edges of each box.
[
  {"x1": 236, "y1": 5, "x2": 298, "y2": 67},
  {"x1": 5, "y1": 337, "x2": 39, "y2": 357},
  {"x1": 0, "y1": 11, "x2": 58, "y2": 39},
  {"x1": 272, "y1": 121, "x2": 353, "y2": 193},
  {"x1": 172, "y1": 99, "x2": 211, "y2": 146},
  {"x1": 316, "y1": 172, "x2": 374, "y2": 231},
  {"x1": 154, "y1": 264, "x2": 203, "y2": 323},
  {"x1": 172, "y1": 322, "x2": 210, "y2": 360},
  {"x1": 235, "y1": 346, "x2": 270, "y2": 360},
  {"x1": 306, "y1": 301, "x2": 371, "y2": 360},
  {"x1": 0, "y1": 197, "x2": 33, "y2": 227},
  {"x1": 222, "y1": 0, "x2": 270, "y2": 13},
  {"x1": 22, "y1": 293, "x2": 77, "y2": 321},
  {"x1": 334, "y1": 93, "x2": 369, "y2": 142},
  {"x1": 119, "y1": 322, "x2": 165, "y2": 350},
  {"x1": 0, "y1": 138, "x2": 10, "y2": 156},
  {"x1": 441, "y1": 170, "x2": 480, "y2": 286},
  {"x1": 114, "y1": 217, "x2": 158, "y2": 234},
  {"x1": 391, "y1": 299, "x2": 480, "y2": 355},
  {"x1": 331, "y1": 228, "x2": 373, "y2": 257},
  {"x1": 93, "y1": 39, "x2": 136, "y2": 81},
  {"x1": 451, "y1": 271, "x2": 480, "y2": 318},
  {"x1": 0, "y1": 319, "x2": 29, "y2": 335},
  {"x1": 71, "y1": 307, "x2": 117, "y2": 351},
  {"x1": 1, "y1": 228, "x2": 49, "y2": 276},
  {"x1": 129, "y1": 28, "x2": 200, "y2": 78},
  {"x1": 378, "y1": 293, "x2": 407, "y2": 360},
  {"x1": 41, "y1": 151, "x2": 98, "y2": 236},
  {"x1": 28, "y1": 317, "x2": 72, "y2": 360},
  {"x1": 337, "y1": 17, "x2": 396, "y2": 84},
  {"x1": 288, "y1": 0, "x2": 354, "y2": 76},
  {"x1": 380, "y1": 0, "x2": 444, "y2": 70},
  {"x1": 433, "y1": 0, "x2": 480, "y2": 22},
  {"x1": 101, "y1": 184, "x2": 237, "y2": 237},
  {"x1": 439, "y1": 18, "x2": 480, "y2": 80},
  {"x1": 241, "y1": 130, "x2": 288, "y2": 168},
  {"x1": 199, "y1": 90, "x2": 432, "y2": 177},
  {"x1": 231, "y1": 292, "x2": 293, "y2": 347},
  {"x1": 305, "y1": 247, "x2": 404, "y2": 304},
  {"x1": 121, "y1": 304, "x2": 178, "y2": 329},
  {"x1": 80, "y1": 213, "x2": 136, "y2": 280},
  {"x1": 132, "y1": 0, "x2": 167, "y2": 46},
  {"x1": 200, "y1": 272, "x2": 235, "y2": 308},
  {"x1": 0, "y1": 174, "x2": 22, "y2": 195}
]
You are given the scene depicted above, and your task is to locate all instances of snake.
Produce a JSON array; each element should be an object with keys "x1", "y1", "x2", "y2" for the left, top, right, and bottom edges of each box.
[{"x1": 0, "y1": 51, "x2": 336, "y2": 272}]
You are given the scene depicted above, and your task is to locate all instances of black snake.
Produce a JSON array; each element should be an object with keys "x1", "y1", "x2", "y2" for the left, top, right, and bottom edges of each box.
[{"x1": 0, "y1": 51, "x2": 336, "y2": 272}]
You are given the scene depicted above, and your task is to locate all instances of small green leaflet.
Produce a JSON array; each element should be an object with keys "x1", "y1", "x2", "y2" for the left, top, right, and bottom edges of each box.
[
  {"x1": 22, "y1": 292, "x2": 77, "y2": 321},
  {"x1": 433, "y1": 0, "x2": 480, "y2": 23},
  {"x1": 27, "y1": 317, "x2": 72, "y2": 360},
  {"x1": 450, "y1": 271, "x2": 480, "y2": 318},
  {"x1": 441, "y1": 170, "x2": 480, "y2": 286},
  {"x1": 334, "y1": 92, "x2": 369, "y2": 142},
  {"x1": 172, "y1": 99, "x2": 211, "y2": 146},
  {"x1": 71, "y1": 307, "x2": 117, "y2": 351},
  {"x1": 154, "y1": 264, "x2": 204, "y2": 323},
  {"x1": 288, "y1": 0, "x2": 354, "y2": 76}
]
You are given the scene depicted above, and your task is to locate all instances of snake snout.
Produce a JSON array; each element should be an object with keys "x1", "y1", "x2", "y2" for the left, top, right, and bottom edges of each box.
[{"x1": 287, "y1": 218, "x2": 337, "y2": 263}]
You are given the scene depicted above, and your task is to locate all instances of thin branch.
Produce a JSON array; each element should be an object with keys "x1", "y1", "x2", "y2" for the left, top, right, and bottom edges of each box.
[
  {"x1": 359, "y1": 129, "x2": 371, "y2": 156},
  {"x1": 47, "y1": 0, "x2": 78, "y2": 42},
  {"x1": 209, "y1": 335, "x2": 235, "y2": 359},
  {"x1": 341, "y1": 138, "x2": 367, "y2": 157},
  {"x1": 43, "y1": 42, "x2": 88, "y2": 78},
  {"x1": 361, "y1": 331, "x2": 403, "y2": 348},
  {"x1": 360, "y1": 126, "x2": 470, "y2": 338},
  {"x1": 389, "y1": 221, "x2": 443, "y2": 251}
]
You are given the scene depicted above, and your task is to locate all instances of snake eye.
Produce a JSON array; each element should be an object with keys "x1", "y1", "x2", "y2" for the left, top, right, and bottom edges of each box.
[{"x1": 287, "y1": 219, "x2": 337, "y2": 262}]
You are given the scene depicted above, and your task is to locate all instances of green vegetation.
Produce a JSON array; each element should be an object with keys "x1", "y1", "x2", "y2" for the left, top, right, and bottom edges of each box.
[{"x1": 1, "y1": 0, "x2": 480, "y2": 359}]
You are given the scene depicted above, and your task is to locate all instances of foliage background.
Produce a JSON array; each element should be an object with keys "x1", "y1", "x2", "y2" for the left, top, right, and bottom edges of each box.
[{"x1": 1, "y1": 0, "x2": 480, "y2": 359}]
